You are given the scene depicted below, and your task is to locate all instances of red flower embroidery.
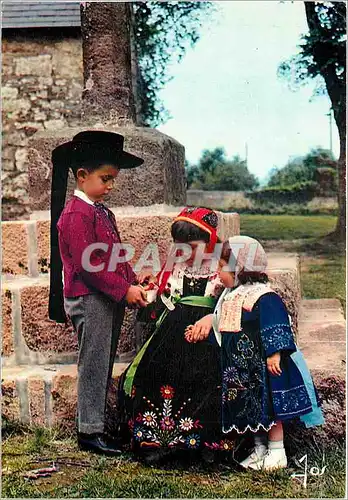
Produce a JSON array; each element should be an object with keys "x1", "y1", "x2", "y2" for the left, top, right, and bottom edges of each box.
[
  {"x1": 160, "y1": 417, "x2": 175, "y2": 431},
  {"x1": 150, "y1": 311, "x2": 157, "y2": 320},
  {"x1": 160, "y1": 385, "x2": 175, "y2": 399},
  {"x1": 193, "y1": 419, "x2": 203, "y2": 429}
]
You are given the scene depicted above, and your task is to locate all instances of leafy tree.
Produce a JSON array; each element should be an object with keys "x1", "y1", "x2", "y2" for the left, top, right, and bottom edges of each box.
[
  {"x1": 278, "y1": 2, "x2": 346, "y2": 239},
  {"x1": 267, "y1": 148, "x2": 336, "y2": 187},
  {"x1": 133, "y1": 2, "x2": 215, "y2": 127},
  {"x1": 187, "y1": 148, "x2": 259, "y2": 191}
]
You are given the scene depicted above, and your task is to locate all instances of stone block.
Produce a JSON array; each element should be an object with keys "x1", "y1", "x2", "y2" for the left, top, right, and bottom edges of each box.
[
  {"x1": 36, "y1": 215, "x2": 174, "y2": 271},
  {"x1": 117, "y1": 215, "x2": 173, "y2": 266},
  {"x1": 1, "y1": 86, "x2": 18, "y2": 100},
  {"x1": 2, "y1": 221, "x2": 29, "y2": 275},
  {"x1": 7, "y1": 131, "x2": 28, "y2": 147},
  {"x1": 35, "y1": 212, "x2": 239, "y2": 271},
  {"x1": 16, "y1": 280, "x2": 137, "y2": 358},
  {"x1": 2, "y1": 289, "x2": 14, "y2": 356},
  {"x1": 1, "y1": 381, "x2": 20, "y2": 423},
  {"x1": 3, "y1": 98, "x2": 31, "y2": 116},
  {"x1": 15, "y1": 55, "x2": 52, "y2": 77},
  {"x1": 2, "y1": 147, "x2": 15, "y2": 161},
  {"x1": 268, "y1": 268, "x2": 301, "y2": 337},
  {"x1": 28, "y1": 126, "x2": 186, "y2": 212},
  {"x1": 300, "y1": 340, "x2": 346, "y2": 374},
  {"x1": 36, "y1": 220, "x2": 50, "y2": 273},
  {"x1": 28, "y1": 378, "x2": 46, "y2": 426},
  {"x1": 298, "y1": 321, "x2": 346, "y2": 343},
  {"x1": 38, "y1": 76, "x2": 53, "y2": 87},
  {"x1": 52, "y1": 51, "x2": 83, "y2": 80},
  {"x1": 15, "y1": 148, "x2": 28, "y2": 172},
  {"x1": 20, "y1": 284, "x2": 77, "y2": 353},
  {"x1": 299, "y1": 308, "x2": 345, "y2": 324},
  {"x1": 44, "y1": 119, "x2": 67, "y2": 131},
  {"x1": 51, "y1": 371, "x2": 77, "y2": 429},
  {"x1": 2, "y1": 160, "x2": 15, "y2": 172},
  {"x1": 300, "y1": 298, "x2": 343, "y2": 311},
  {"x1": 2, "y1": 363, "x2": 129, "y2": 427}
]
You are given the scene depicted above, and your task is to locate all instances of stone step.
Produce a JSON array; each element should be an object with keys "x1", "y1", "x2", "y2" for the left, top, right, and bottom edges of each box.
[
  {"x1": 298, "y1": 321, "x2": 346, "y2": 342},
  {"x1": 299, "y1": 298, "x2": 344, "y2": 311},
  {"x1": 299, "y1": 308, "x2": 345, "y2": 323},
  {"x1": 2, "y1": 252, "x2": 302, "y2": 364},
  {"x1": 265, "y1": 252, "x2": 299, "y2": 271},
  {"x1": 1, "y1": 277, "x2": 138, "y2": 365},
  {"x1": 297, "y1": 298, "x2": 346, "y2": 376},
  {"x1": 299, "y1": 341, "x2": 346, "y2": 375},
  {"x1": 2, "y1": 363, "x2": 128, "y2": 428},
  {"x1": 1, "y1": 211, "x2": 240, "y2": 277}
]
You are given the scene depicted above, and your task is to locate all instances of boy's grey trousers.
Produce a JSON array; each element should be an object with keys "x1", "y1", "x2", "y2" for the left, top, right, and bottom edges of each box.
[{"x1": 64, "y1": 293, "x2": 125, "y2": 435}]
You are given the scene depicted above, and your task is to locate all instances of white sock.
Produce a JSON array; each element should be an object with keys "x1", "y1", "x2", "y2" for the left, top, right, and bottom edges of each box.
[
  {"x1": 268, "y1": 439, "x2": 284, "y2": 450},
  {"x1": 254, "y1": 433, "x2": 267, "y2": 449}
]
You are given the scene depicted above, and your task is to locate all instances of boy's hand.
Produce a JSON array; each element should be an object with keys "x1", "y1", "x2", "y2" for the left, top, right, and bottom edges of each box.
[
  {"x1": 125, "y1": 285, "x2": 148, "y2": 308},
  {"x1": 267, "y1": 352, "x2": 282, "y2": 376},
  {"x1": 185, "y1": 314, "x2": 213, "y2": 343}
]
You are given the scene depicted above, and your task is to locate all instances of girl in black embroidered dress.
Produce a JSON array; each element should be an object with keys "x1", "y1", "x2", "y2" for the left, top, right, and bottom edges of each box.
[{"x1": 116, "y1": 207, "x2": 233, "y2": 462}]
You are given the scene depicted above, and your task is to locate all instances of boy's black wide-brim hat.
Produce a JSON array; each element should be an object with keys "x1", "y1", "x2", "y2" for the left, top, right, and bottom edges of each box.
[{"x1": 52, "y1": 130, "x2": 144, "y2": 169}]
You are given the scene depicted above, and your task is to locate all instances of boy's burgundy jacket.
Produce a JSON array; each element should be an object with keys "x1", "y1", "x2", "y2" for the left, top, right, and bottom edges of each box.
[{"x1": 57, "y1": 196, "x2": 136, "y2": 302}]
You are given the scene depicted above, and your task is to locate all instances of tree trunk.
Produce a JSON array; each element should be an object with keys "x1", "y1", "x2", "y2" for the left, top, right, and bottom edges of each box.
[
  {"x1": 336, "y1": 123, "x2": 346, "y2": 239},
  {"x1": 305, "y1": 2, "x2": 346, "y2": 241},
  {"x1": 80, "y1": 2, "x2": 136, "y2": 125}
]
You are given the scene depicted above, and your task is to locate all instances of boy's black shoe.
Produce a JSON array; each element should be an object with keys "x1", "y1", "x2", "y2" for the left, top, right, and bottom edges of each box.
[{"x1": 77, "y1": 433, "x2": 122, "y2": 456}]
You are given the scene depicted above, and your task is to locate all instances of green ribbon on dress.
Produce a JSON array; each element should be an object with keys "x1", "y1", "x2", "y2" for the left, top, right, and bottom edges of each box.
[{"x1": 123, "y1": 295, "x2": 216, "y2": 396}]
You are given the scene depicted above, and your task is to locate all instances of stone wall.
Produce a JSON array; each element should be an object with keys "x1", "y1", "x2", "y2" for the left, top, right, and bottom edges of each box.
[
  {"x1": 187, "y1": 190, "x2": 338, "y2": 213},
  {"x1": 2, "y1": 29, "x2": 83, "y2": 220}
]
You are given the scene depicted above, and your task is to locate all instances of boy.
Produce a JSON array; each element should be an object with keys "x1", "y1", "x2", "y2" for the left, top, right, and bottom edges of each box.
[{"x1": 49, "y1": 130, "x2": 147, "y2": 455}]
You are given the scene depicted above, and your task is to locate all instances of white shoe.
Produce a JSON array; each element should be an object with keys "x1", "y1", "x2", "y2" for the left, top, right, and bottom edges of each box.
[
  {"x1": 240, "y1": 446, "x2": 267, "y2": 470},
  {"x1": 262, "y1": 448, "x2": 287, "y2": 470}
]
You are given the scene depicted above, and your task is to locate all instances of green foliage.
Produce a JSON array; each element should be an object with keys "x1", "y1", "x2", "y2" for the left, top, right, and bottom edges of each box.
[
  {"x1": 247, "y1": 181, "x2": 318, "y2": 205},
  {"x1": 186, "y1": 148, "x2": 259, "y2": 191},
  {"x1": 134, "y1": 2, "x2": 215, "y2": 126},
  {"x1": 267, "y1": 148, "x2": 336, "y2": 187},
  {"x1": 233, "y1": 202, "x2": 337, "y2": 217},
  {"x1": 278, "y1": 2, "x2": 346, "y2": 101}
]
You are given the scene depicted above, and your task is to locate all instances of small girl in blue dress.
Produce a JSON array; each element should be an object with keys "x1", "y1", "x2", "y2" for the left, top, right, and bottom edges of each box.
[{"x1": 186, "y1": 235, "x2": 324, "y2": 470}]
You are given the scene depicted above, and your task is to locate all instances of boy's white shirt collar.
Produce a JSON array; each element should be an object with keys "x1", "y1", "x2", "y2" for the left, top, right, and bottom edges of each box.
[{"x1": 74, "y1": 189, "x2": 94, "y2": 206}]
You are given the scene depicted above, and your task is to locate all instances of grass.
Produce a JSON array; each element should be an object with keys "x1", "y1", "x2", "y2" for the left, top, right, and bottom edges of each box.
[
  {"x1": 2, "y1": 430, "x2": 346, "y2": 498},
  {"x1": 240, "y1": 214, "x2": 337, "y2": 241},
  {"x1": 239, "y1": 214, "x2": 345, "y2": 310},
  {"x1": 301, "y1": 254, "x2": 346, "y2": 311}
]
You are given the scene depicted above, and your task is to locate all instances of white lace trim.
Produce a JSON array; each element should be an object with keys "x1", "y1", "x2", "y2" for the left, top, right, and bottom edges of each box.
[{"x1": 222, "y1": 420, "x2": 277, "y2": 435}]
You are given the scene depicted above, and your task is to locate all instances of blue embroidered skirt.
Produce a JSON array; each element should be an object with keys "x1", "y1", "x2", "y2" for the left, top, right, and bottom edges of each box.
[{"x1": 221, "y1": 294, "x2": 314, "y2": 434}]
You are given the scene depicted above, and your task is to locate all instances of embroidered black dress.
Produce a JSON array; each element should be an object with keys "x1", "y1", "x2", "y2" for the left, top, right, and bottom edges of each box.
[{"x1": 117, "y1": 273, "x2": 234, "y2": 455}]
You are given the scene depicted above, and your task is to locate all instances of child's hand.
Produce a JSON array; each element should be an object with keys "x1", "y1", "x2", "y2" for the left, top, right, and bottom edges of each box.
[
  {"x1": 267, "y1": 352, "x2": 282, "y2": 376},
  {"x1": 136, "y1": 269, "x2": 158, "y2": 286},
  {"x1": 185, "y1": 314, "x2": 213, "y2": 343},
  {"x1": 125, "y1": 285, "x2": 148, "y2": 308},
  {"x1": 142, "y1": 282, "x2": 158, "y2": 304}
]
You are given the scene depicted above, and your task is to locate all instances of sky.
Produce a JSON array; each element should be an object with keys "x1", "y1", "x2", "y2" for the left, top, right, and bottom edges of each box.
[{"x1": 157, "y1": 1, "x2": 340, "y2": 185}]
